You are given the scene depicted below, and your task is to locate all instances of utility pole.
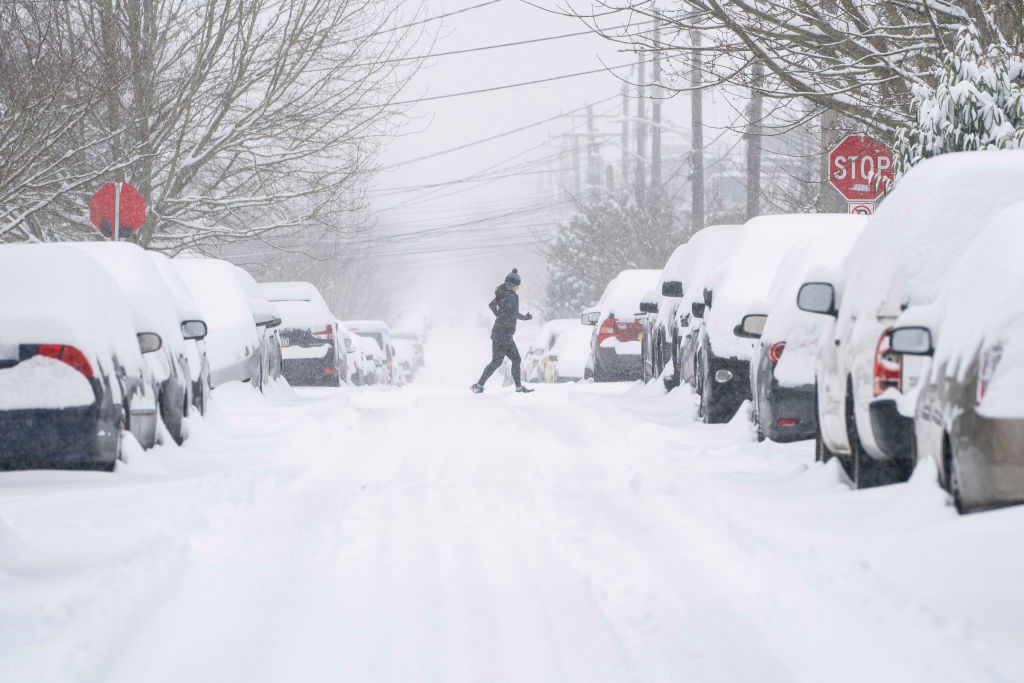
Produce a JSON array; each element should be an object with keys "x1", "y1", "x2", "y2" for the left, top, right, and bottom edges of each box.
[
  {"x1": 573, "y1": 134, "x2": 581, "y2": 196},
  {"x1": 690, "y1": 29, "x2": 705, "y2": 232},
  {"x1": 746, "y1": 60, "x2": 765, "y2": 219},
  {"x1": 587, "y1": 104, "x2": 600, "y2": 199},
  {"x1": 621, "y1": 82, "x2": 630, "y2": 190},
  {"x1": 635, "y1": 53, "x2": 647, "y2": 201},
  {"x1": 651, "y1": 17, "x2": 662, "y2": 191}
]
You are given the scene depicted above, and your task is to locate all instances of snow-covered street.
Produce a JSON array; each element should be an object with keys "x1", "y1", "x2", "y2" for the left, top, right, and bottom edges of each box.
[{"x1": 2, "y1": 327, "x2": 1023, "y2": 683}]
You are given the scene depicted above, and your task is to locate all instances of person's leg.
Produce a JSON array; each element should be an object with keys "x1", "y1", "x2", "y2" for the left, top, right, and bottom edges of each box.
[
  {"x1": 506, "y1": 342, "x2": 523, "y2": 388},
  {"x1": 476, "y1": 340, "x2": 505, "y2": 386}
]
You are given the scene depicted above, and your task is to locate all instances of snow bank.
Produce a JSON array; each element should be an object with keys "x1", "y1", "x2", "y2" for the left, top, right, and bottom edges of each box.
[
  {"x1": 705, "y1": 215, "x2": 865, "y2": 361},
  {"x1": 762, "y1": 228, "x2": 866, "y2": 387},
  {"x1": 0, "y1": 244, "x2": 143, "y2": 385}
]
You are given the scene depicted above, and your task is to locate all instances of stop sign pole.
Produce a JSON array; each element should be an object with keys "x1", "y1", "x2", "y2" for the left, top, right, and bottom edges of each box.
[{"x1": 828, "y1": 134, "x2": 894, "y2": 215}]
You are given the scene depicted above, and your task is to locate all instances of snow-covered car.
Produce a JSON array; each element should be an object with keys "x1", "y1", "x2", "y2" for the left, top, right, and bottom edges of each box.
[
  {"x1": 392, "y1": 330, "x2": 425, "y2": 370},
  {"x1": 353, "y1": 334, "x2": 387, "y2": 385},
  {"x1": 146, "y1": 251, "x2": 212, "y2": 416},
  {"x1": 581, "y1": 269, "x2": 661, "y2": 382},
  {"x1": 0, "y1": 245, "x2": 158, "y2": 470},
  {"x1": 889, "y1": 201, "x2": 1024, "y2": 512},
  {"x1": 798, "y1": 151, "x2": 1024, "y2": 489},
  {"x1": 523, "y1": 319, "x2": 577, "y2": 383},
  {"x1": 697, "y1": 214, "x2": 858, "y2": 424},
  {"x1": 391, "y1": 338, "x2": 420, "y2": 385},
  {"x1": 261, "y1": 281, "x2": 342, "y2": 387},
  {"x1": 641, "y1": 243, "x2": 689, "y2": 386},
  {"x1": 668, "y1": 224, "x2": 743, "y2": 390},
  {"x1": 174, "y1": 258, "x2": 281, "y2": 390},
  {"x1": 545, "y1": 325, "x2": 595, "y2": 382},
  {"x1": 748, "y1": 227, "x2": 865, "y2": 443},
  {"x1": 344, "y1": 320, "x2": 393, "y2": 384},
  {"x1": 71, "y1": 242, "x2": 199, "y2": 445},
  {"x1": 338, "y1": 324, "x2": 368, "y2": 386}
]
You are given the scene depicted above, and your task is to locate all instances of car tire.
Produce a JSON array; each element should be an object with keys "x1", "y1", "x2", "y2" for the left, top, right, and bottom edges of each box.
[{"x1": 944, "y1": 435, "x2": 965, "y2": 513}]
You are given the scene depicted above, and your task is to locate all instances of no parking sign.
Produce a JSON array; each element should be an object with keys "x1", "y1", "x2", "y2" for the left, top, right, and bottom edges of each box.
[{"x1": 848, "y1": 202, "x2": 875, "y2": 215}]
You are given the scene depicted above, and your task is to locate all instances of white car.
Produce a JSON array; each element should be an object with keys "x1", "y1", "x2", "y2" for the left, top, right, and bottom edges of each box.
[
  {"x1": 523, "y1": 319, "x2": 577, "y2": 383},
  {"x1": 798, "y1": 150, "x2": 1024, "y2": 488},
  {"x1": 546, "y1": 325, "x2": 595, "y2": 382},
  {"x1": 262, "y1": 282, "x2": 342, "y2": 387}
]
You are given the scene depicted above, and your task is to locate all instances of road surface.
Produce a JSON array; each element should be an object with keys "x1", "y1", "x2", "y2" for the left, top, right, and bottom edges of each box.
[{"x1": 1, "y1": 327, "x2": 1022, "y2": 682}]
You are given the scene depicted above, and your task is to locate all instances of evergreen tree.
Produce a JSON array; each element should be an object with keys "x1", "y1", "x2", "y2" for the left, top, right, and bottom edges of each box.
[
  {"x1": 895, "y1": 25, "x2": 1024, "y2": 175},
  {"x1": 545, "y1": 188, "x2": 683, "y2": 318}
]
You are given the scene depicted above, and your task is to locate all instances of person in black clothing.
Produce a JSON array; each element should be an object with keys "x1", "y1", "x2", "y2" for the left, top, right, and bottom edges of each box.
[{"x1": 471, "y1": 268, "x2": 534, "y2": 393}]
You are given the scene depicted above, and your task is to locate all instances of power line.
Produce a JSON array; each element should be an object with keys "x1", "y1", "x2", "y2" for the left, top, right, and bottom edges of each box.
[
  {"x1": 355, "y1": 61, "x2": 649, "y2": 111},
  {"x1": 344, "y1": 0, "x2": 504, "y2": 44}
]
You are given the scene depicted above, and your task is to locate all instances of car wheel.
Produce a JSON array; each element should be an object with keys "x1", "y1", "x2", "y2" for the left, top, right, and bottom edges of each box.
[{"x1": 944, "y1": 435, "x2": 965, "y2": 513}]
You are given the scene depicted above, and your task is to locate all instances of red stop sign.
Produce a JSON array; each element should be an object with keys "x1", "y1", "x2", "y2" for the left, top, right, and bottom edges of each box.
[
  {"x1": 90, "y1": 182, "x2": 146, "y2": 239},
  {"x1": 829, "y1": 135, "x2": 893, "y2": 201}
]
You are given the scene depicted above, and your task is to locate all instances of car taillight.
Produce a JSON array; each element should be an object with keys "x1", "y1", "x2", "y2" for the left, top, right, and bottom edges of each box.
[
  {"x1": 977, "y1": 345, "x2": 1003, "y2": 406},
  {"x1": 769, "y1": 342, "x2": 786, "y2": 364},
  {"x1": 873, "y1": 329, "x2": 901, "y2": 396},
  {"x1": 598, "y1": 317, "x2": 616, "y2": 343},
  {"x1": 313, "y1": 325, "x2": 334, "y2": 340},
  {"x1": 36, "y1": 344, "x2": 93, "y2": 378}
]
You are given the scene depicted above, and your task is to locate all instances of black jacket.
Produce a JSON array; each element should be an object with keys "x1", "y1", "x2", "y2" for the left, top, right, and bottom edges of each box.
[{"x1": 489, "y1": 283, "x2": 528, "y2": 341}]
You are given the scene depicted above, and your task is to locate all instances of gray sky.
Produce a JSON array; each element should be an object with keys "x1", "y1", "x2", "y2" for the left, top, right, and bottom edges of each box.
[{"x1": 365, "y1": 1, "x2": 732, "y2": 323}]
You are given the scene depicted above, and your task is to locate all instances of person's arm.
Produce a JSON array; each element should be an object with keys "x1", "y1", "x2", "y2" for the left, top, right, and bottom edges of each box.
[
  {"x1": 488, "y1": 296, "x2": 499, "y2": 316},
  {"x1": 515, "y1": 294, "x2": 531, "y2": 320}
]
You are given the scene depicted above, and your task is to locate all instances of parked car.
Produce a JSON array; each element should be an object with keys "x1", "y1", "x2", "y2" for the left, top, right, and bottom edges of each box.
[
  {"x1": 697, "y1": 214, "x2": 855, "y2": 424},
  {"x1": 174, "y1": 258, "x2": 281, "y2": 390},
  {"x1": 748, "y1": 227, "x2": 865, "y2": 442},
  {"x1": 71, "y1": 242, "x2": 199, "y2": 445},
  {"x1": 545, "y1": 325, "x2": 595, "y2": 382},
  {"x1": 0, "y1": 245, "x2": 159, "y2": 470},
  {"x1": 339, "y1": 324, "x2": 367, "y2": 385},
  {"x1": 888, "y1": 201, "x2": 1024, "y2": 512},
  {"x1": 523, "y1": 319, "x2": 577, "y2": 383},
  {"x1": 354, "y1": 334, "x2": 387, "y2": 385},
  {"x1": 147, "y1": 252, "x2": 212, "y2": 416},
  {"x1": 798, "y1": 151, "x2": 1024, "y2": 488},
  {"x1": 667, "y1": 225, "x2": 743, "y2": 390},
  {"x1": 261, "y1": 281, "x2": 342, "y2": 387},
  {"x1": 391, "y1": 338, "x2": 419, "y2": 385},
  {"x1": 581, "y1": 270, "x2": 661, "y2": 382},
  {"x1": 392, "y1": 330, "x2": 425, "y2": 369},
  {"x1": 344, "y1": 320, "x2": 393, "y2": 384},
  {"x1": 641, "y1": 243, "x2": 690, "y2": 386}
]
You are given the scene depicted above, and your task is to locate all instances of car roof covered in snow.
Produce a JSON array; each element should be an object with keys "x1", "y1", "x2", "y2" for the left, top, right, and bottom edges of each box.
[
  {"x1": 173, "y1": 257, "x2": 261, "y2": 371},
  {"x1": 0, "y1": 244, "x2": 143, "y2": 378},
  {"x1": 675, "y1": 224, "x2": 743, "y2": 314},
  {"x1": 345, "y1": 320, "x2": 391, "y2": 335},
  {"x1": 69, "y1": 242, "x2": 188, "y2": 359},
  {"x1": 595, "y1": 269, "x2": 662, "y2": 319},
  {"x1": 261, "y1": 281, "x2": 333, "y2": 331},
  {"x1": 146, "y1": 251, "x2": 204, "y2": 323},
  {"x1": 704, "y1": 214, "x2": 865, "y2": 360},
  {"x1": 839, "y1": 151, "x2": 1024, "y2": 327}
]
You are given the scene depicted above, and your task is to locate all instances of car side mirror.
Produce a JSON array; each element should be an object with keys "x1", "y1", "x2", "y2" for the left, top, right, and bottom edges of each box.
[
  {"x1": 256, "y1": 314, "x2": 282, "y2": 328},
  {"x1": 691, "y1": 302, "x2": 706, "y2": 319},
  {"x1": 582, "y1": 311, "x2": 599, "y2": 326},
  {"x1": 889, "y1": 326, "x2": 934, "y2": 356},
  {"x1": 662, "y1": 280, "x2": 683, "y2": 298},
  {"x1": 797, "y1": 282, "x2": 837, "y2": 317},
  {"x1": 180, "y1": 319, "x2": 208, "y2": 340},
  {"x1": 734, "y1": 314, "x2": 767, "y2": 339},
  {"x1": 137, "y1": 332, "x2": 163, "y2": 354},
  {"x1": 639, "y1": 301, "x2": 659, "y2": 314},
  {"x1": 703, "y1": 288, "x2": 713, "y2": 308},
  {"x1": 679, "y1": 313, "x2": 691, "y2": 328}
]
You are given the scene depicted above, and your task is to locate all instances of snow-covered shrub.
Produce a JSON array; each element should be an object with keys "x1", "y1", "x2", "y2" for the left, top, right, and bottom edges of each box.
[{"x1": 895, "y1": 25, "x2": 1024, "y2": 174}]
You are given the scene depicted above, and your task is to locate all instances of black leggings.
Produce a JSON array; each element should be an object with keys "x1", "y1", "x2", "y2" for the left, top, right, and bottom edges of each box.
[{"x1": 478, "y1": 338, "x2": 521, "y2": 387}]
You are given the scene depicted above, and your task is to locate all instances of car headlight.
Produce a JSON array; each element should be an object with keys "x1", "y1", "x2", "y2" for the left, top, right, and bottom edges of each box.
[{"x1": 715, "y1": 369, "x2": 733, "y2": 383}]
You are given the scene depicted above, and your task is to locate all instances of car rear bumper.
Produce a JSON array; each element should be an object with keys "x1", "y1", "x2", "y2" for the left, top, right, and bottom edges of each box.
[
  {"x1": 955, "y1": 413, "x2": 1024, "y2": 510},
  {"x1": 595, "y1": 346, "x2": 642, "y2": 380},
  {"x1": 762, "y1": 380, "x2": 816, "y2": 442},
  {"x1": 281, "y1": 347, "x2": 339, "y2": 386},
  {"x1": 0, "y1": 403, "x2": 118, "y2": 470}
]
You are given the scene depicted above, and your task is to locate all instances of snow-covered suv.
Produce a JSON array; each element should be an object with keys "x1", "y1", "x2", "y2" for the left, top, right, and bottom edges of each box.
[{"x1": 798, "y1": 151, "x2": 1024, "y2": 488}]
